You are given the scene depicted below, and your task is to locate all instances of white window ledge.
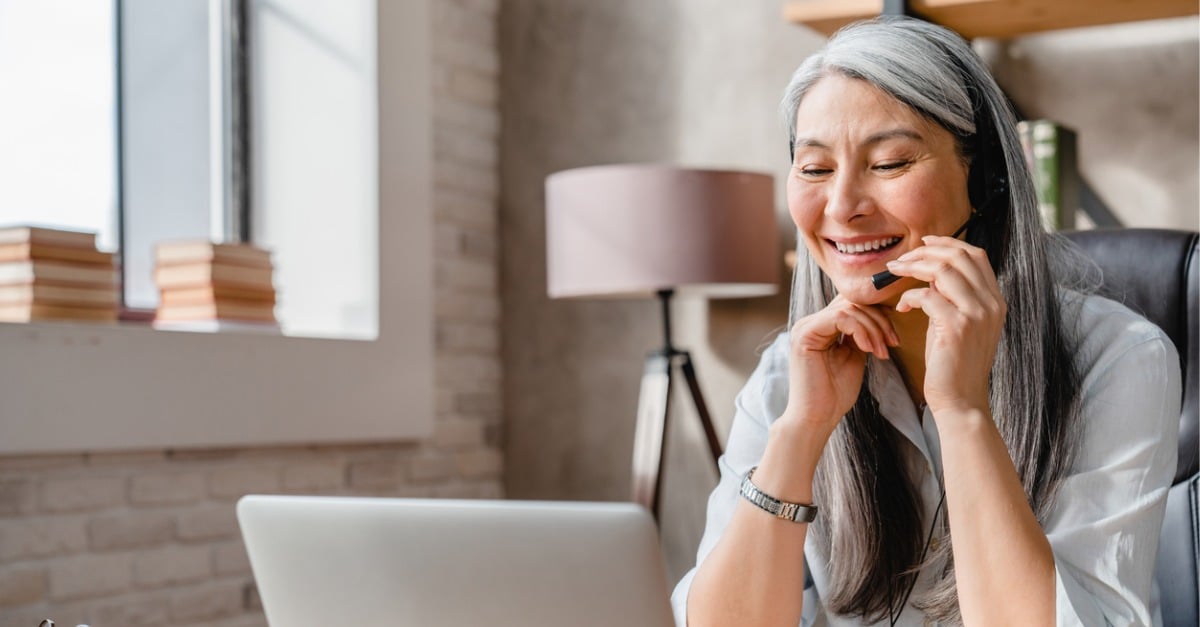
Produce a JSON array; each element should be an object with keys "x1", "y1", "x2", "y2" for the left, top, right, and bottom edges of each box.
[{"x1": 0, "y1": 0, "x2": 432, "y2": 454}]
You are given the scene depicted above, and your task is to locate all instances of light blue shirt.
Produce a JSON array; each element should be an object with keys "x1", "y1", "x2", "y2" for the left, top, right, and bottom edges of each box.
[{"x1": 672, "y1": 292, "x2": 1181, "y2": 626}]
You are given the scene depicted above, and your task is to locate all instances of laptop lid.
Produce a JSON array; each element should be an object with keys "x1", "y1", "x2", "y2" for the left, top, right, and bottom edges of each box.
[{"x1": 237, "y1": 495, "x2": 675, "y2": 627}]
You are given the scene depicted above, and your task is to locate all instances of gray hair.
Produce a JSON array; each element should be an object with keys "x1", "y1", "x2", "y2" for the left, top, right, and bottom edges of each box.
[{"x1": 779, "y1": 17, "x2": 1085, "y2": 624}]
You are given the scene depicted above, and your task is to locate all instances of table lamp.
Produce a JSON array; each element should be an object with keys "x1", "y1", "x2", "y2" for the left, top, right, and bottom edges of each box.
[{"x1": 545, "y1": 164, "x2": 780, "y2": 519}]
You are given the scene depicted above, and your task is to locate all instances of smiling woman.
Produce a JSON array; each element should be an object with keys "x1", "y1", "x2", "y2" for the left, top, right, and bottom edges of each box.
[{"x1": 675, "y1": 16, "x2": 1180, "y2": 627}]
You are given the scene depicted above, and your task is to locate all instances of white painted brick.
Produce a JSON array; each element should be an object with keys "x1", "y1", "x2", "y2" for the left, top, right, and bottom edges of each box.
[
  {"x1": 86, "y1": 451, "x2": 167, "y2": 466},
  {"x1": 213, "y1": 541, "x2": 252, "y2": 576},
  {"x1": 89, "y1": 512, "x2": 175, "y2": 551},
  {"x1": 433, "y1": 99, "x2": 500, "y2": 138},
  {"x1": 281, "y1": 460, "x2": 344, "y2": 492},
  {"x1": 435, "y1": 160, "x2": 499, "y2": 199},
  {"x1": 432, "y1": 418, "x2": 487, "y2": 450},
  {"x1": 407, "y1": 454, "x2": 458, "y2": 483},
  {"x1": 134, "y1": 545, "x2": 212, "y2": 588},
  {"x1": 0, "y1": 454, "x2": 80, "y2": 471},
  {"x1": 435, "y1": 223, "x2": 463, "y2": 256},
  {"x1": 208, "y1": 467, "x2": 280, "y2": 500},
  {"x1": 449, "y1": 69, "x2": 499, "y2": 106},
  {"x1": 176, "y1": 505, "x2": 239, "y2": 542},
  {"x1": 0, "y1": 478, "x2": 35, "y2": 516},
  {"x1": 130, "y1": 472, "x2": 206, "y2": 505},
  {"x1": 49, "y1": 553, "x2": 133, "y2": 601},
  {"x1": 436, "y1": 355, "x2": 502, "y2": 388},
  {"x1": 346, "y1": 460, "x2": 402, "y2": 490},
  {"x1": 456, "y1": 0, "x2": 499, "y2": 17},
  {"x1": 39, "y1": 476, "x2": 125, "y2": 513},
  {"x1": 90, "y1": 593, "x2": 171, "y2": 626},
  {"x1": 435, "y1": 290, "x2": 501, "y2": 323},
  {"x1": 0, "y1": 516, "x2": 87, "y2": 559},
  {"x1": 437, "y1": 320, "x2": 499, "y2": 352},
  {"x1": 434, "y1": 188, "x2": 498, "y2": 229},
  {"x1": 430, "y1": 480, "x2": 502, "y2": 499},
  {"x1": 0, "y1": 567, "x2": 46, "y2": 608},
  {"x1": 436, "y1": 386, "x2": 457, "y2": 414},
  {"x1": 433, "y1": 1, "x2": 496, "y2": 46},
  {"x1": 436, "y1": 257, "x2": 498, "y2": 293},
  {"x1": 434, "y1": 35, "x2": 499, "y2": 76},
  {"x1": 434, "y1": 127, "x2": 498, "y2": 168},
  {"x1": 169, "y1": 581, "x2": 244, "y2": 623},
  {"x1": 456, "y1": 449, "x2": 504, "y2": 479},
  {"x1": 458, "y1": 226, "x2": 497, "y2": 261},
  {"x1": 456, "y1": 391, "x2": 502, "y2": 416}
]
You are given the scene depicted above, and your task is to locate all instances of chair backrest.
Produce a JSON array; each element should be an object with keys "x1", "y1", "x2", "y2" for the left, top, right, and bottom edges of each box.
[{"x1": 1062, "y1": 228, "x2": 1198, "y2": 627}]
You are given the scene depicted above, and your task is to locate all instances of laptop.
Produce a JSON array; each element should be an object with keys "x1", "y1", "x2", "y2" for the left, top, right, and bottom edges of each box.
[{"x1": 237, "y1": 495, "x2": 676, "y2": 627}]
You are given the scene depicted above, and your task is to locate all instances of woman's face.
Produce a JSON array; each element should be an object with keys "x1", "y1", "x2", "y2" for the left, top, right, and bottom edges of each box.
[{"x1": 787, "y1": 74, "x2": 973, "y2": 307}]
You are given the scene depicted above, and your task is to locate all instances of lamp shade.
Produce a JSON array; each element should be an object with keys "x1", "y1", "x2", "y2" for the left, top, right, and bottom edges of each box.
[{"x1": 545, "y1": 164, "x2": 780, "y2": 299}]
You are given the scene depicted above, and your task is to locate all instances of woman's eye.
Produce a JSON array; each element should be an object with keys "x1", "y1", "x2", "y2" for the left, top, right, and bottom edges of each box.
[
  {"x1": 799, "y1": 167, "x2": 832, "y2": 177},
  {"x1": 874, "y1": 160, "x2": 911, "y2": 171}
]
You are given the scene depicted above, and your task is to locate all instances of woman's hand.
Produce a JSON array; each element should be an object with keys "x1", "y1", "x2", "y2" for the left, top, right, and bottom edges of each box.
[
  {"x1": 886, "y1": 235, "x2": 1006, "y2": 414},
  {"x1": 783, "y1": 295, "x2": 898, "y2": 438}
]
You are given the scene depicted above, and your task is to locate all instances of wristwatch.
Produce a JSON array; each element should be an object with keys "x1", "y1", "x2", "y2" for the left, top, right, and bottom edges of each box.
[{"x1": 739, "y1": 466, "x2": 818, "y2": 523}]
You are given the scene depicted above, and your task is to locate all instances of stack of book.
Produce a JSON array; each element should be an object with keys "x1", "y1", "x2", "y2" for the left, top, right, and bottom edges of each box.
[
  {"x1": 1018, "y1": 119, "x2": 1079, "y2": 232},
  {"x1": 0, "y1": 225, "x2": 118, "y2": 323},
  {"x1": 153, "y1": 241, "x2": 278, "y2": 331}
]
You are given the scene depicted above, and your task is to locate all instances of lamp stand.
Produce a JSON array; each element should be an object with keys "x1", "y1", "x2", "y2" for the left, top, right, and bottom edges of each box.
[{"x1": 631, "y1": 289, "x2": 724, "y2": 521}]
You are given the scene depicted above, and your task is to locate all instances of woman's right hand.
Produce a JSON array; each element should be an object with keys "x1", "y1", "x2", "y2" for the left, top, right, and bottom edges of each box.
[{"x1": 782, "y1": 295, "x2": 898, "y2": 438}]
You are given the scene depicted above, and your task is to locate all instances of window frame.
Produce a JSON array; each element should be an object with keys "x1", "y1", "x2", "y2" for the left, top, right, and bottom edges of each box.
[{"x1": 0, "y1": 0, "x2": 433, "y2": 454}]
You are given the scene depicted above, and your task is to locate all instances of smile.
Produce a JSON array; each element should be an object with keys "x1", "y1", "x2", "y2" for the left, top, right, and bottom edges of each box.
[{"x1": 831, "y1": 236, "x2": 902, "y2": 255}]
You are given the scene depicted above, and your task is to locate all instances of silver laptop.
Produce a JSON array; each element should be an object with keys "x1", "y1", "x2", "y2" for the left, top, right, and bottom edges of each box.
[{"x1": 237, "y1": 495, "x2": 675, "y2": 627}]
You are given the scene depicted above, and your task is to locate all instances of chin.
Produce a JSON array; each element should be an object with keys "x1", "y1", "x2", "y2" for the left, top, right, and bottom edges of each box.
[{"x1": 831, "y1": 275, "x2": 906, "y2": 308}]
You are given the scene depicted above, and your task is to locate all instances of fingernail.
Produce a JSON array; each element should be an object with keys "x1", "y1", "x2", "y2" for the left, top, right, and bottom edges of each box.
[{"x1": 921, "y1": 235, "x2": 934, "y2": 243}]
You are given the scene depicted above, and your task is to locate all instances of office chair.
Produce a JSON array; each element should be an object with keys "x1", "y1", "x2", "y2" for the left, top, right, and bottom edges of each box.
[{"x1": 1063, "y1": 228, "x2": 1198, "y2": 627}]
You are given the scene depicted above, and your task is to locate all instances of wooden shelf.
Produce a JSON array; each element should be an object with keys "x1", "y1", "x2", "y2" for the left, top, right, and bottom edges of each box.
[{"x1": 783, "y1": 0, "x2": 1199, "y2": 39}]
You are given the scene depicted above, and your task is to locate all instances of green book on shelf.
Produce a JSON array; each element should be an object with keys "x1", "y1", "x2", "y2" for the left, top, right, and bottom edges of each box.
[{"x1": 1018, "y1": 120, "x2": 1079, "y2": 232}]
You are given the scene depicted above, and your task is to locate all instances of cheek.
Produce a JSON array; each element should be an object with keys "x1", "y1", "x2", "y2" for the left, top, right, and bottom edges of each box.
[{"x1": 785, "y1": 178, "x2": 822, "y2": 234}]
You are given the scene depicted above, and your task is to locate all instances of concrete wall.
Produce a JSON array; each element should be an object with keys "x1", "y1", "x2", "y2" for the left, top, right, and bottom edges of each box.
[
  {"x1": 0, "y1": 0, "x2": 503, "y2": 623},
  {"x1": 499, "y1": 2, "x2": 1199, "y2": 584}
]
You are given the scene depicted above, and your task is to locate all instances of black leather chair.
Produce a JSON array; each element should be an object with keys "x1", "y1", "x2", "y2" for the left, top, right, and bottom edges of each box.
[{"x1": 1062, "y1": 228, "x2": 1198, "y2": 627}]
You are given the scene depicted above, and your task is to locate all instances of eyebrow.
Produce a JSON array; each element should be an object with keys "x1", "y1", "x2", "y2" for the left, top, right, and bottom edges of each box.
[{"x1": 793, "y1": 128, "x2": 925, "y2": 150}]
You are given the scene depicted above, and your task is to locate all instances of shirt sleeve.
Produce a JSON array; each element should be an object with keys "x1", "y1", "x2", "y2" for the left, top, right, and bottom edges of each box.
[
  {"x1": 669, "y1": 335, "x2": 826, "y2": 627},
  {"x1": 1046, "y1": 320, "x2": 1181, "y2": 626}
]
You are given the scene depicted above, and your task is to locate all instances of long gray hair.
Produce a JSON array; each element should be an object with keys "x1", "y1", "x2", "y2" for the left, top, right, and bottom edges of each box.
[{"x1": 780, "y1": 17, "x2": 1083, "y2": 625}]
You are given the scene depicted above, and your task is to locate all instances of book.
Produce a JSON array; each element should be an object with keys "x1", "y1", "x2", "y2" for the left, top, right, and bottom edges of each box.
[
  {"x1": 152, "y1": 319, "x2": 283, "y2": 334},
  {"x1": 0, "y1": 260, "x2": 117, "y2": 287},
  {"x1": 154, "y1": 262, "x2": 274, "y2": 290},
  {"x1": 156, "y1": 300, "x2": 277, "y2": 323},
  {"x1": 155, "y1": 241, "x2": 272, "y2": 268},
  {"x1": 0, "y1": 242, "x2": 114, "y2": 265},
  {"x1": 0, "y1": 225, "x2": 98, "y2": 249},
  {"x1": 0, "y1": 283, "x2": 119, "y2": 307},
  {"x1": 159, "y1": 285, "x2": 276, "y2": 307},
  {"x1": 0, "y1": 303, "x2": 117, "y2": 323},
  {"x1": 1018, "y1": 120, "x2": 1078, "y2": 231}
]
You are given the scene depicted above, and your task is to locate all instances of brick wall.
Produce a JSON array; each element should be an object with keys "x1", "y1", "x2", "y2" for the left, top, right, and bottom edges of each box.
[{"x1": 0, "y1": 1, "x2": 502, "y2": 624}]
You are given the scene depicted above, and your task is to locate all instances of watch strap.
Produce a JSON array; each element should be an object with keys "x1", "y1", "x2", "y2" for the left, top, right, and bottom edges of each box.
[{"x1": 739, "y1": 466, "x2": 818, "y2": 523}]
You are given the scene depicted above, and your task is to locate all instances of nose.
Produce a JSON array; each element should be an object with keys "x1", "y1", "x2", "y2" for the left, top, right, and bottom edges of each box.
[{"x1": 824, "y1": 170, "x2": 872, "y2": 224}]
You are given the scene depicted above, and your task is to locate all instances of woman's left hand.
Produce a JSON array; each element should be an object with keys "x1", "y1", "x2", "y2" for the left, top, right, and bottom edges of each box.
[{"x1": 885, "y1": 235, "x2": 1007, "y2": 413}]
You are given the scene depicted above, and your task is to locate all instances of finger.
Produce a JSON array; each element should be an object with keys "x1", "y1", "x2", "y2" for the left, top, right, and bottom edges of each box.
[
  {"x1": 885, "y1": 256, "x2": 987, "y2": 313},
  {"x1": 889, "y1": 244, "x2": 990, "y2": 292},
  {"x1": 895, "y1": 286, "x2": 959, "y2": 325},
  {"x1": 831, "y1": 307, "x2": 892, "y2": 359},
  {"x1": 919, "y1": 236, "x2": 1001, "y2": 292},
  {"x1": 849, "y1": 302, "x2": 899, "y2": 346}
]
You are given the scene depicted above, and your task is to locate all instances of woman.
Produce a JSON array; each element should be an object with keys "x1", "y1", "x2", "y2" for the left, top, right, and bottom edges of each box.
[{"x1": 673, "y1": 17, "x2": 1180, "y2": 627}]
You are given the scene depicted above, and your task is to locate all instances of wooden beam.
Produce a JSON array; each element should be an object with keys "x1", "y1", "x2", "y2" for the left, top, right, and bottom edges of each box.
[{"x1": 783, "y1": 0, "x2": 1199, "y2": 39}]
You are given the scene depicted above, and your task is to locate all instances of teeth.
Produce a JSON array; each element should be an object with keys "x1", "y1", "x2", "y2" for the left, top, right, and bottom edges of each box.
[{"x1": 835, "y1": 237, "x2": 900, "y2": 254}]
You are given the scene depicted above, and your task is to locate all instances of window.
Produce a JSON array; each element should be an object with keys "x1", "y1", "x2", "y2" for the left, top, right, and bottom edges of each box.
[
  {"x1": 0, "y1": 0, "x2": 378, "y2": 339},
  {"x1": 0, "y1": 0, "x2": 434, "y2": 454}
]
